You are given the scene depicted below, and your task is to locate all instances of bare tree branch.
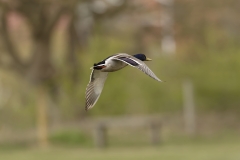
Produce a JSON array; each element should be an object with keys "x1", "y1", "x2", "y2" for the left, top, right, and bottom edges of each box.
[
  {"x1": 45, "y1": 6, "x2": 68, "y2": 36},
  {"x1": 0, "y1": 9, "x2": 26, "y2": 70}
]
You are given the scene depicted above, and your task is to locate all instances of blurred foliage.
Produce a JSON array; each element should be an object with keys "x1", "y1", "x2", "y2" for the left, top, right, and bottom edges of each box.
[
  {"x1": 50, "y1": 130, "x2": 92, "y2": 147},
  {"x1": 1, "y1": 26, "x2": 240, "y2": 127},
  {"x1": 0, "y1": 0, "x2": 239, "y2": 136}
]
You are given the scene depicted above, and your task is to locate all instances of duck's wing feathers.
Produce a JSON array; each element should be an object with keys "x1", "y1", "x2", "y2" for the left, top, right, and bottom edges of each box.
[
  {"x1": 85, "y1": 69, "x2": 108, "y2": 110},
  {"x1": 111, "y1": 54, "x2": 162, "y2": 82}
]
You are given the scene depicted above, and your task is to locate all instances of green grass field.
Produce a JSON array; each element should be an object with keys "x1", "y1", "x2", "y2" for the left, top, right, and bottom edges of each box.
[{"x1": 0, "y1": 141, "x2": 239, "y2": 160}]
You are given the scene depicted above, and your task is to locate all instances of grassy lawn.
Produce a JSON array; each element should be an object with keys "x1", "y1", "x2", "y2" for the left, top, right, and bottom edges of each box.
[{"x1": 0, "y1": 141, "x2": 239, "y2": 160}]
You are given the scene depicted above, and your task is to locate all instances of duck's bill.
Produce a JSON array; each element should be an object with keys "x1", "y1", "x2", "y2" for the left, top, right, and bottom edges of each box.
[{"x1": 146, "y1": 57, "x2": 152, "y2": 61}]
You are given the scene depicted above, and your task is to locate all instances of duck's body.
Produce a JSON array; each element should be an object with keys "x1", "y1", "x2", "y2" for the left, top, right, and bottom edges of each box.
[
  {"x1": 93, "y1": 53, "x2": 133, "y2": 72},
  {"x1": 85, "y1": 53, "x2": 162, "y2": 111},
  {"x1": 100, "y1": 57, "x2": 127, "y2": 72}
]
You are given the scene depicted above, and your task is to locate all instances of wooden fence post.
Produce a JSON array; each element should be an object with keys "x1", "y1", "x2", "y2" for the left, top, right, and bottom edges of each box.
[
  {"x1": 94, "y1": 123, "x2": 107, "y2": 148},
  {"x1": 183, "y1": 80, "x2": 196, "y2": 135},
  {"x1": 149, "y1": 121, "x2": 161, "y2": 145}
]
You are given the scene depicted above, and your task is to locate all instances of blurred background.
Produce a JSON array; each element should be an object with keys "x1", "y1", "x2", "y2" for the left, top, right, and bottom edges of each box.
[{"x1": 0, "y1": 0, "x2": 240, "y2": 159}]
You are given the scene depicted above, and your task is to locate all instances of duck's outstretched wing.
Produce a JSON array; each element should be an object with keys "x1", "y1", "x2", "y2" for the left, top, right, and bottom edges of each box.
[
  {"x1": 111, "y1": 54, "x2": 162, "y2": 82},
  {"x1": 85, "y1": 69, "x2": 108, "y2": 110}
]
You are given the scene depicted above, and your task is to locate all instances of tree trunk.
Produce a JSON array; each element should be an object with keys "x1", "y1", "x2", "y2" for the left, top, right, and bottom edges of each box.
[
  {"x1": 27, "y1": 37, "x2": 54, "y2": 147},
  {"x1": 36, "y1": 86, "x2": 49, "y2": 148},
  {"x1": 27, "y1": 38, "x2": 54, "y2": 84}
]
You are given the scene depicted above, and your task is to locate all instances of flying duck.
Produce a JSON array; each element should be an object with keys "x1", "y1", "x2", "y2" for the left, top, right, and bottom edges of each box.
[{"x1": 85, "y1": 53, "x2": 162, "y2": 111}]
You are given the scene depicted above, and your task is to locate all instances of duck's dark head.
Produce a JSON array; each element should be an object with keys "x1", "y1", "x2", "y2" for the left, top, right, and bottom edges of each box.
[{"x1": 133, "y1": 53, "x2": 152, "y2": 61}]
